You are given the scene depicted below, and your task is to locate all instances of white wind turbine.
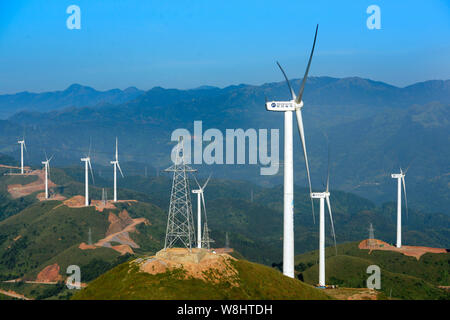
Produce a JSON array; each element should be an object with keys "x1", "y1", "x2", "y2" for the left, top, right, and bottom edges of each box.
[
  {"x1": 41, "y1": 153, "x2": 54, "y2": 199},
  {"x1": 310, "y1": 160, "x2": 337, "y2": 288},
  {"x1": 110, "y1": 137, "x2": 124, "y2": 202},
  {"x1": 17, "y1": 138, "x2": 27, "y2": 174},
  {"x1": 192, "y1": 174, "x2": 211, "y2": 249},
  {"x1": 391, "y1": 168, "x2": 408, "y2": 248},
  {"x1": 265, "y1": 24, "x2": 318, "y2": 278},
  {"x1": 81, "y1": 146, "x2": 95, "y2": 207}
]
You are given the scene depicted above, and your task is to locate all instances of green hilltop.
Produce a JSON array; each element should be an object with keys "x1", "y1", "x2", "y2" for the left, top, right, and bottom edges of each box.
[
  {"x1": 72, "y1": 254, "x2": 331, "y2": 300},
  {"x1": 0, "y1": 162, "x2": 448, "y2": 300},
  {"x1": 294, "y1": 241, "x2": 449, "y2": 300}
]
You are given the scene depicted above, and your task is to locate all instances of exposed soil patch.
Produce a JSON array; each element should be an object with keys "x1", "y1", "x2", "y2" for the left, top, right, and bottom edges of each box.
[
  {"x1": 7, "y1": 169, "x2": 56, "y2": 199},
  {"x1": 359, "y1": 239, "x2": 447, "y2": 260},
  {"x1": 36, "y1": 263, "x2": 63, "y2": 283},
  {"x1": 136, "y1": 248, "x2": 239, "y2": 285},
  {"x1": 106, "y1": 211, "x2": 133, "y2": 235},
  {"x1": 0, "y1": 164, "x2": 26, "y2": 170},
  {"x1": 63, "y1": 195, "x2": 87, "y2": 208},
  {"x1": 326, "y1": 288, "x2": 378, "y2": 300},
  {"x1": 78, "y1": 242, "x2": 97, "y2": 250},
  {"x1": 111, "y1": 244, "x2": 134, "y2": 255},
  {"x1": 78, "y1": 209, "x2": 149, "y2": 255}
]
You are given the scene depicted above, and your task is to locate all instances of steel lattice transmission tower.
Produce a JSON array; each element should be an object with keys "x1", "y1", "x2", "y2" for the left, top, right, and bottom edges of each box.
[
  {"x1": 164, "y1": 137, "x2": 197, "y2": 250},
  {"x1": 201, "y1": 223, "x2": 214, "y2": 249}
]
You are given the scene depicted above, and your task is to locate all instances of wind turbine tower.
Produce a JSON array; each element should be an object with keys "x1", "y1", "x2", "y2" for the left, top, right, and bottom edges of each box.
[
  {"x1": 310, "y1": 171, "x2": 336, "y2": 288},
  {"x1": 192, "y1": 174, "x2": 211, "y2": 248},
  {"x1": 41, "y1": 154, "x2": 53, "y2": 199},
  {"x1": 88, "y1": 228, "x2": 92, "y2": 246},
  {"x1": 17, "y1": 139, "x2": 26, "y2": 174},
  {"x1": 81, "y1": 155, "x2": 94, "y2": 207},
  {"x1": 110, "y1": 138, "x2": 124, "y2": 202},
  {"x1": 368, "y1": 223, "x2": 376, "y2": 247},
  {"x1": 391, "y1": 169, "x2": 408, "y2": 248},
  {"x1": 265, "y1": 25, "x2": 318, "y2": 278}
]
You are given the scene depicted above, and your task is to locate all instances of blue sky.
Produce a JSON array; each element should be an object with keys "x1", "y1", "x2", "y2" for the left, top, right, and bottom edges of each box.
[{"x1": 0, "y1": 0, "x2": 449, "y2": 93}]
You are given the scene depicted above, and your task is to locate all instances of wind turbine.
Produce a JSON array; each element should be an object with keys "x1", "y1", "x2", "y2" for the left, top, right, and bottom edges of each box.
[
  {"x1": 41, "y1": 153, "x2": 54, "y2": 199},
  {"x1": 110, "y1": 137, "x2": 124, "y2": 202},
  {"x1": 310, "y1": 159, "x2": 337, "y2": 288},
  {"x1": 192, "y1": 174, "x2": 211, "y2": 249},
  {"x1": 391, "y1": 168, "x2": 408, "y2": 248},
  {"x1": 17, "y1": 138, "x2": 27, "y2": 174},
  {"x1": 265, "y1": 24, "x2": 318, "y2": 278},
  {"x1": 81, "y1": 146, "x2": 95, "y2": 207}
]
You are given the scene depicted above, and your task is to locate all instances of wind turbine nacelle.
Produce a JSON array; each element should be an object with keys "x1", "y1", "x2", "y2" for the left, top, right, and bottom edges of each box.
[
  {"x1": 266, "y1": 101, "x2": 301, "y2": 112},
  {"x1": 391, "y1": 173, "x2": 403, "y2": 178},
  {"x1": 192, "y1": 190, "x2": 202, "y2": 194},
  {"x1": 311, "y1": 192, "x2": 326, "y2": 199}
]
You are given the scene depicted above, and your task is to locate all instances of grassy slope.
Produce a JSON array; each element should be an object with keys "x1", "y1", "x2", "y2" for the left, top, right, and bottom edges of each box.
[
  {"x1": 294, "y1": 241, "x2": 449, "y2": 300},
  {"x1": 0, "y1": 200, "x2": 165, "y2": 278},
  {"x1": 72, "y1": 258, "x2": 331, "y2": 300},
  {"x1": 0, "y1": 201, "x2": 113, "y2": 278},
  {"x1": 0, "y1": 168, "x2": 38, "y2": 222}
]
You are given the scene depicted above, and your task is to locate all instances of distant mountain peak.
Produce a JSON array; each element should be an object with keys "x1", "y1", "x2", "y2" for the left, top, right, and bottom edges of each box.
[
  {"x1": 64, "y1": 83, "x2": 96, "y2": 93},
  {"x1": 191, "y1": 85, "x2": 219, "y2": 91},
  {"x1": 124, "y1": 86, "x2": 140, "y2": 93}
]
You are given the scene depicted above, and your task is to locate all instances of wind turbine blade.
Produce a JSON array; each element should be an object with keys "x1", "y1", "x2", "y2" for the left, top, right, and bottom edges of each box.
[
  {"x1": 193, "y1": 174, "x2": 201, "y2": 189},
  {"x1": 23, "y1": 141, "x2": 27, "y2": 153},
  {"x1": 404, "y1": 158, "x2": 415, "y2": 174},
  {"x1": 47, "y1": 162, "x2": 51, "y2": 179},
  {"x1": 88, "y1": 160, "x2": 95, "y2": 185},
  {"x1": 44, "y1": 150, "x2": 48, "y2": 162},
  {"x1": 117, "y1": 161, "x2": 124, "y2": 178},
  {"x1": 295, "y1": 108, "x2": 315, "y2": 223},
  {"x1": 88, "y1": 139, "x2": 92, "y2": 157},
  {"x1": 276, "y1": 61, "x2": 296, "y2": 100},
  {"x1": 202, "y1": 173, "x2": 212, "y2": 190},
  {"x1": 326, "y1": 196, "x2": 337, "y2": 255},
  {"x1": 201, "y1": 192, "x2": 207, "y2": 223},
  {"x1": 402, "y1": 175, "x2": 408, "y2": 220},
  {"x1": 326, "y1": 145, "x2": 330, "y2": 193},
  {"x1": 295, "y1": 24, "x2": 318, "y2": 104},
  {"x1": 49, "y1": 154, "x2": 54, "y2": 162},
  {"x1": 115, "y1": 137, "x2": 118, "y2": 161}
]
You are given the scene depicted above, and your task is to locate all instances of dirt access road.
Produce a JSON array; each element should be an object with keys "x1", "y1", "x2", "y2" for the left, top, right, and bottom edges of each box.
[
  {"x1": 359, "y1": 239, "x2": 447, "y2": 260},
  {"x1": 0, "y1": 289, "x2": 32, "y2": 300}
]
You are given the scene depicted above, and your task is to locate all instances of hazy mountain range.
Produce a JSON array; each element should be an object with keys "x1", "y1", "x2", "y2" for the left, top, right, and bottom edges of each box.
[
  {"x1": 0, "y1": 84, "x2": 144, "y2": 119},
  {"x1": 0, "y1": 76, "x2": 448, "y2": 213}
]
